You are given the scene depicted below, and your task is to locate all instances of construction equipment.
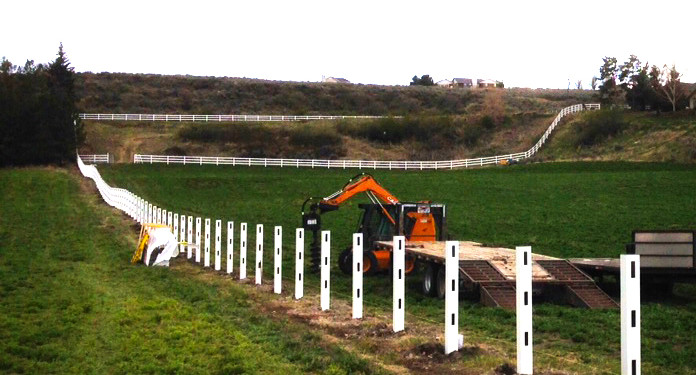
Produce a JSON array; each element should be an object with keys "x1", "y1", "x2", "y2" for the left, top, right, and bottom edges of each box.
[{"x1": 301, "y1": 173, "x2": 446, "y2": 274}]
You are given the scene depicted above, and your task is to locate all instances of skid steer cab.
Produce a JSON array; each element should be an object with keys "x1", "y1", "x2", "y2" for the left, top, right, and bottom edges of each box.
[
  {"x1": 300, "y1": 172, "x2": 446, "y2": 276},
  {"x1": 336, "y1": 202, "x2": 447, "y2": 275}
]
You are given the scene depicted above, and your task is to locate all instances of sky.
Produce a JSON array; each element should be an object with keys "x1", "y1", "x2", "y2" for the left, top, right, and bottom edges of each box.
[{"x1": 2, "y1": 0, "x2": 694, "y2": 89}]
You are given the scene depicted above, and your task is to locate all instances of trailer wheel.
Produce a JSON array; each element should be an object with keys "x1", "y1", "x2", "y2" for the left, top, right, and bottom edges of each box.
[
  {"x1": 436, "y1": 265, "x2": 446, "y2": 299},
  {"x1": 422, "y1": 262, "x2": 438, "y2": 296}
]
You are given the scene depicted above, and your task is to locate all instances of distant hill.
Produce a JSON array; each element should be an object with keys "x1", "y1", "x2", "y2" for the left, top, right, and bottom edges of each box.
[{"x1": 75, "y1": 72, "x2": 594, "y2": 115}]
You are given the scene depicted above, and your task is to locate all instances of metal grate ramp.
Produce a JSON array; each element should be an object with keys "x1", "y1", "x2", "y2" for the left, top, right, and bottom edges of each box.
[
  {"x1": 537, "y1": 260, "x2": 618, "y2": 309},
  {"x1": 459, "y1": 260, "x2": 517, "y2": 309}
]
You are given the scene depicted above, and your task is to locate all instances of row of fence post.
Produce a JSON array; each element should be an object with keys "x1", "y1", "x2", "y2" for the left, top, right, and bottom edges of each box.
[{"x1": 78, "y1": 154, "x2": 639, "y2": 374}]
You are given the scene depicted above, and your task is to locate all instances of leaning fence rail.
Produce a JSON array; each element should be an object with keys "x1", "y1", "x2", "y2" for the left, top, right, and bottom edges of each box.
[
  {"x1": 133, "y1": 103, "x2": 600, "y2": 170},
  {"x1": 78, "y1": 153, "x2": 111, "y2": 164},
  {"x1": 79, "y1": 113, "x2": 391, "y2": 122}
]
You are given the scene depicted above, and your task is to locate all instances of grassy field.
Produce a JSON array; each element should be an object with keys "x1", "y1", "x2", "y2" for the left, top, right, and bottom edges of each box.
[
  {"x1": 0, "y1": 168, "x2": 385, "y2": 374},
  {"x1": 95, "y1": 162, "x2": 696, "y2": 374}
]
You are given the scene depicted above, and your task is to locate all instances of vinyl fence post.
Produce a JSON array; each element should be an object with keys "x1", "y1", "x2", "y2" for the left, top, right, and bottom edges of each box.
[
  {"x1": 621, "y1": 254, "x2": 641, "y2": 375},
  {"x1": 393, "y1": 236, "x2": 405, "y2": 332},
  {"x1": 516, "y1": 246, "x2": 533, "y2": 374},
  {"x1": 204, "y1": 218, "x2": 211, "y2": 267},
  {"x1": 179, "y1": 214, "x2": 186, "y2": 256},
  {"x1": 295, "y1": 228, "x2": 304, "y2": 299},
  {"x1": 321, "y1": 230, "x2": 330, "y2": 311},
  {"x1": 274, "y1": 226, "x2": 282, "y2": 294},
  {"x1": 255, "y1": 224, "x2": 263, "y2": 285},
  {"x1": 227, "y1": 221, "x2": 234, "y2": 274},
  {"x1": 195, "y1": 217, "x2": 202, "y2": 263},
  {"x1": 214, "y1": 220, "x2": 222, "y2": 271},
  {"x1": 353, "y1": 233, "x2": 363, "y2": 319},
  {"x1": 173, "y1": 213, "x2": 179, "y2": 253},
  {"x1": 240, "y1": 223, "x2": 248, "y2": 280},
  {"x1": 445, "y1": 241, "x2": 459, "y2": 354}
]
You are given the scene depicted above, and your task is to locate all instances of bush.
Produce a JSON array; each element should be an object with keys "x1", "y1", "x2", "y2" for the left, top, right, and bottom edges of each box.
[{"x1": 573, "y1": 109, "x2": 628, "y2": 147}]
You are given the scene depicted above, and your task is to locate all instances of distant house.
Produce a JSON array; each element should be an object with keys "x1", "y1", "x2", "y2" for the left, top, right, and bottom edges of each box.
[
  {"x1": 477, "y1": 79, "x2": 497, "y2": 88},
  {"x1": 689, "y1": 87, "x2": 696, "y2": 109},
  {"x1": 452, "y1": 78, "x2": 473, "y2": 88},
  {"x1": 322, "y1": 77, "x2": 351, "y2": 84},
  {"x1": 436, "y1": 79, "x2": 453, "y2": 88}
]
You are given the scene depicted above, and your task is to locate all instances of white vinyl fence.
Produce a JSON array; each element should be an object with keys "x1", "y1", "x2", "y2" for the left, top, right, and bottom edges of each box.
[
  {"x1": 78, "y1": 152, "x2": 638, "y2": 367},
  {"x1": 78, "y1": 153, "x2": 111, "y2": 164},
  {"x1": 133, "y1": 103, "x2": 600, "y2": 170},
  {"x1": 79, "y1": 113, "x2": 390, "y2": 122}
]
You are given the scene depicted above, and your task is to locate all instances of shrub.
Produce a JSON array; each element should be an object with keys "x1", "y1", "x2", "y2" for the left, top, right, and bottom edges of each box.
[{"x1": 573, "y1": 109, "x2": 628, "y2": 147}]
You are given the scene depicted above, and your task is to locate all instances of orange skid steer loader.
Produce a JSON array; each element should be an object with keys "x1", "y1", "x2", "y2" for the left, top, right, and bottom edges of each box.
[{"x1": 301, "y1": 173, "x2": 447, "y2": 275}]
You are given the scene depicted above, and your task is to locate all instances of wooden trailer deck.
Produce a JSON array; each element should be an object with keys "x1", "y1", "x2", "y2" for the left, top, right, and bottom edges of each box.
[{"x1": 376, "y1": 240, "x2": 618, "y2": 309}]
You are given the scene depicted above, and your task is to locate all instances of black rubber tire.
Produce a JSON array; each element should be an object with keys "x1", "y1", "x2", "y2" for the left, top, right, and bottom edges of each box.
[
  {"x1": 436, "y1": 264, "x2": 447, "y2": 299},
  {"x1": 363, "y1": 251, "x2": 379, "y2": 276},
  {"x1": 338, "y1": 247, "x2": 352, "y2": 275},
  {"x1": 422, "y1": 262, "x2": 438, "y2": 297}
]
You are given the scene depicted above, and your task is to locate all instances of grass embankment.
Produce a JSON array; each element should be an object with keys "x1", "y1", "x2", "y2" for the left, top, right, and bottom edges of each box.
[
  {"x1": 542, "y1": 110, "x2": 696, "y2": 163},
  {"x1": 0, "y1": 168, "x2": 381, "y2": 374},
  {"x1": 99, "y1": 162, "x2": 696, "y2": 374}
]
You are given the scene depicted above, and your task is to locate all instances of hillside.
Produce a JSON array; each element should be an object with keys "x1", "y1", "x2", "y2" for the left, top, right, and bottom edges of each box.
[
  {"x1": 76, "y1": 72, "x2": 696, "y2": 164},
  {"x1": 75, "y1": 72, "x2": 593, "y2": 115}
]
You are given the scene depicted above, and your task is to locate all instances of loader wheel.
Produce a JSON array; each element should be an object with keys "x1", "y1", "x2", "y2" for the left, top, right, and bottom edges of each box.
[
  {"x1": 339, "y1": 248, "x2": 379, "y2": 276},
  {"x1": 363, "y1": 251, "x2": 379, "y2": 276},
  {"x1": 436, "y1": 265, "x2": 447, "y2": 299},
  {"x1": 422, "y1": 262, "x2": 438, "y2": 297},
  {"x1": 338, "y1": 247, "x2": 352, "y2": 275}
]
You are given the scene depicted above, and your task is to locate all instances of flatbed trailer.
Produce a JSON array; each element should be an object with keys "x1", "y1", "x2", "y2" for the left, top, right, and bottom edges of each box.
[{"x1": 375, "y1": 240, "x2": 618, "y2": 309}]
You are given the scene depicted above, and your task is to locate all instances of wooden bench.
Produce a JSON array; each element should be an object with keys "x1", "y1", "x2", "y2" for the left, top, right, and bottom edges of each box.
[{"x1": 626, "y1": 231, "x2": 695, "y2": 269}]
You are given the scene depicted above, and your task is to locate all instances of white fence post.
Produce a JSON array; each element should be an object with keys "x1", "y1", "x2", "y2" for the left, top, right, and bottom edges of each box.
[
  {"x1": 516, "y1": 246, "x2": 533, "y2": 374},
  {"x1": 173, "y1": 213, "x2": 179, "y2": 254},
  {"x1": 187, "y1": 216, "x2": 193, "y2": 259},
  {"x1": 321, "y1": 230, "x2": 330, "y2": 311},
  {"x1": 227, "y1": 221, "x2": 234, "y2": 274},
  {"x1": 445, "y1": 241, "x2": 459, "y2": 354},
  {"x1": 195, "y1": 217, "x2": 202, "y2": 263},
  {"x1": 393, "y1": 236, "x2": 405, "y2": 332},
  {"x1": 274, "y1": 226, "x2": 282, "y2": 294},
  {"x1": 165, "y1": 210, "x2": 170, "y2": 227},
  {"x1": 178, "y1": 214, "x2": 184, "y2": 255},
  {"x1": 204, "y1": 218, "x2": 211, "y2": 267},
  {"x1": 157, "y1": 207, "x2": 161, "y2": 224},
  {"x1": 353, "y1": 233, "x2": 363, "y2": 319},
  {"x1": 621, "y1": 254, "x2": 641, "y2": 375},
  {"x1": 295, "y1": 228, "x2": 304, "y2": 300},
  {"x1": 214, "y1": 220, "x2": 222, "y2": 271},
  {"x1": 256, "y1": 224, "x2": 263, "y2": 285},
  {"x1": 240, "y1": 223, "x2": 247, "y2": 280}
]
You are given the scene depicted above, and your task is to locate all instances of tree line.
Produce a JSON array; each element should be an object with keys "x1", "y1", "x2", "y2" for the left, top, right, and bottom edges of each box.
[
  {"x1": 0, "y1": 45, "x2": 84, "y2": 167},
  {"x1": 596, "y1": 55, "x2": 689, "y2": 112}
]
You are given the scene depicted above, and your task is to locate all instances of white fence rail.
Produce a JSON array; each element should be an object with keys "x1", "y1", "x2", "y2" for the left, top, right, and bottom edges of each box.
[
  {"x1": 79, "y1": 113, "x2": 390, "y2": 122},
  {"x1": 134, "y1": 103, "x2": 600, "y2": 170},
  {"x1": 78, "y1": 153, "x2": 111, "y2": 164}
]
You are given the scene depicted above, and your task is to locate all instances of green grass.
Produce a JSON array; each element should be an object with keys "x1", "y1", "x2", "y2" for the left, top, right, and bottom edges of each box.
[
  {"x1": 542, "y1": 110, "x2": 696, "y2": 163},
  {"x1": 0, "y1": 168, "x2": 382, "y2": 374},
  {"x1": 97, "y1": 162, "x2": 696, "y2": 374}
]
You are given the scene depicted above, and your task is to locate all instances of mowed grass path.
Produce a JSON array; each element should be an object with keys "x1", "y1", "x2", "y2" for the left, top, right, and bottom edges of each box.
[
  {"x1": 0, "y1": 169, "x2": 381, "y2": 374},
  {"x1": 100, "y1": 162, "x2": 696, "y2": 374}
]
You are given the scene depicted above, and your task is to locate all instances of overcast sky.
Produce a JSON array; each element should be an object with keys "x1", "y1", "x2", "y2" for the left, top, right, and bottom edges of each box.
[{"x1": 2, "y1": 0, "x2": 693, "y2": 89}]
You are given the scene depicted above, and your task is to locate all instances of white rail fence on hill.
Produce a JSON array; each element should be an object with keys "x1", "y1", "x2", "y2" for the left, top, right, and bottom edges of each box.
[
  {"x1": 78, "y1": 153, "x2": 111, "y2": 164},
  {"x1": 133, "y1": 103, "x2": 600, "y2": 169},
  {"x1": 79, "y1": 113, "x2": 390, "y2": 122}
]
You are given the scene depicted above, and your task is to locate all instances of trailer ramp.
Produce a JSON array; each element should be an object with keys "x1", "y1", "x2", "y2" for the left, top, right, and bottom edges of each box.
[
  {"x1": 536, "y1": 260, "x2": 618, "y2": 309},
  {"x1": 459, "y1": 260, "x2": 517, "y2": 308}
]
